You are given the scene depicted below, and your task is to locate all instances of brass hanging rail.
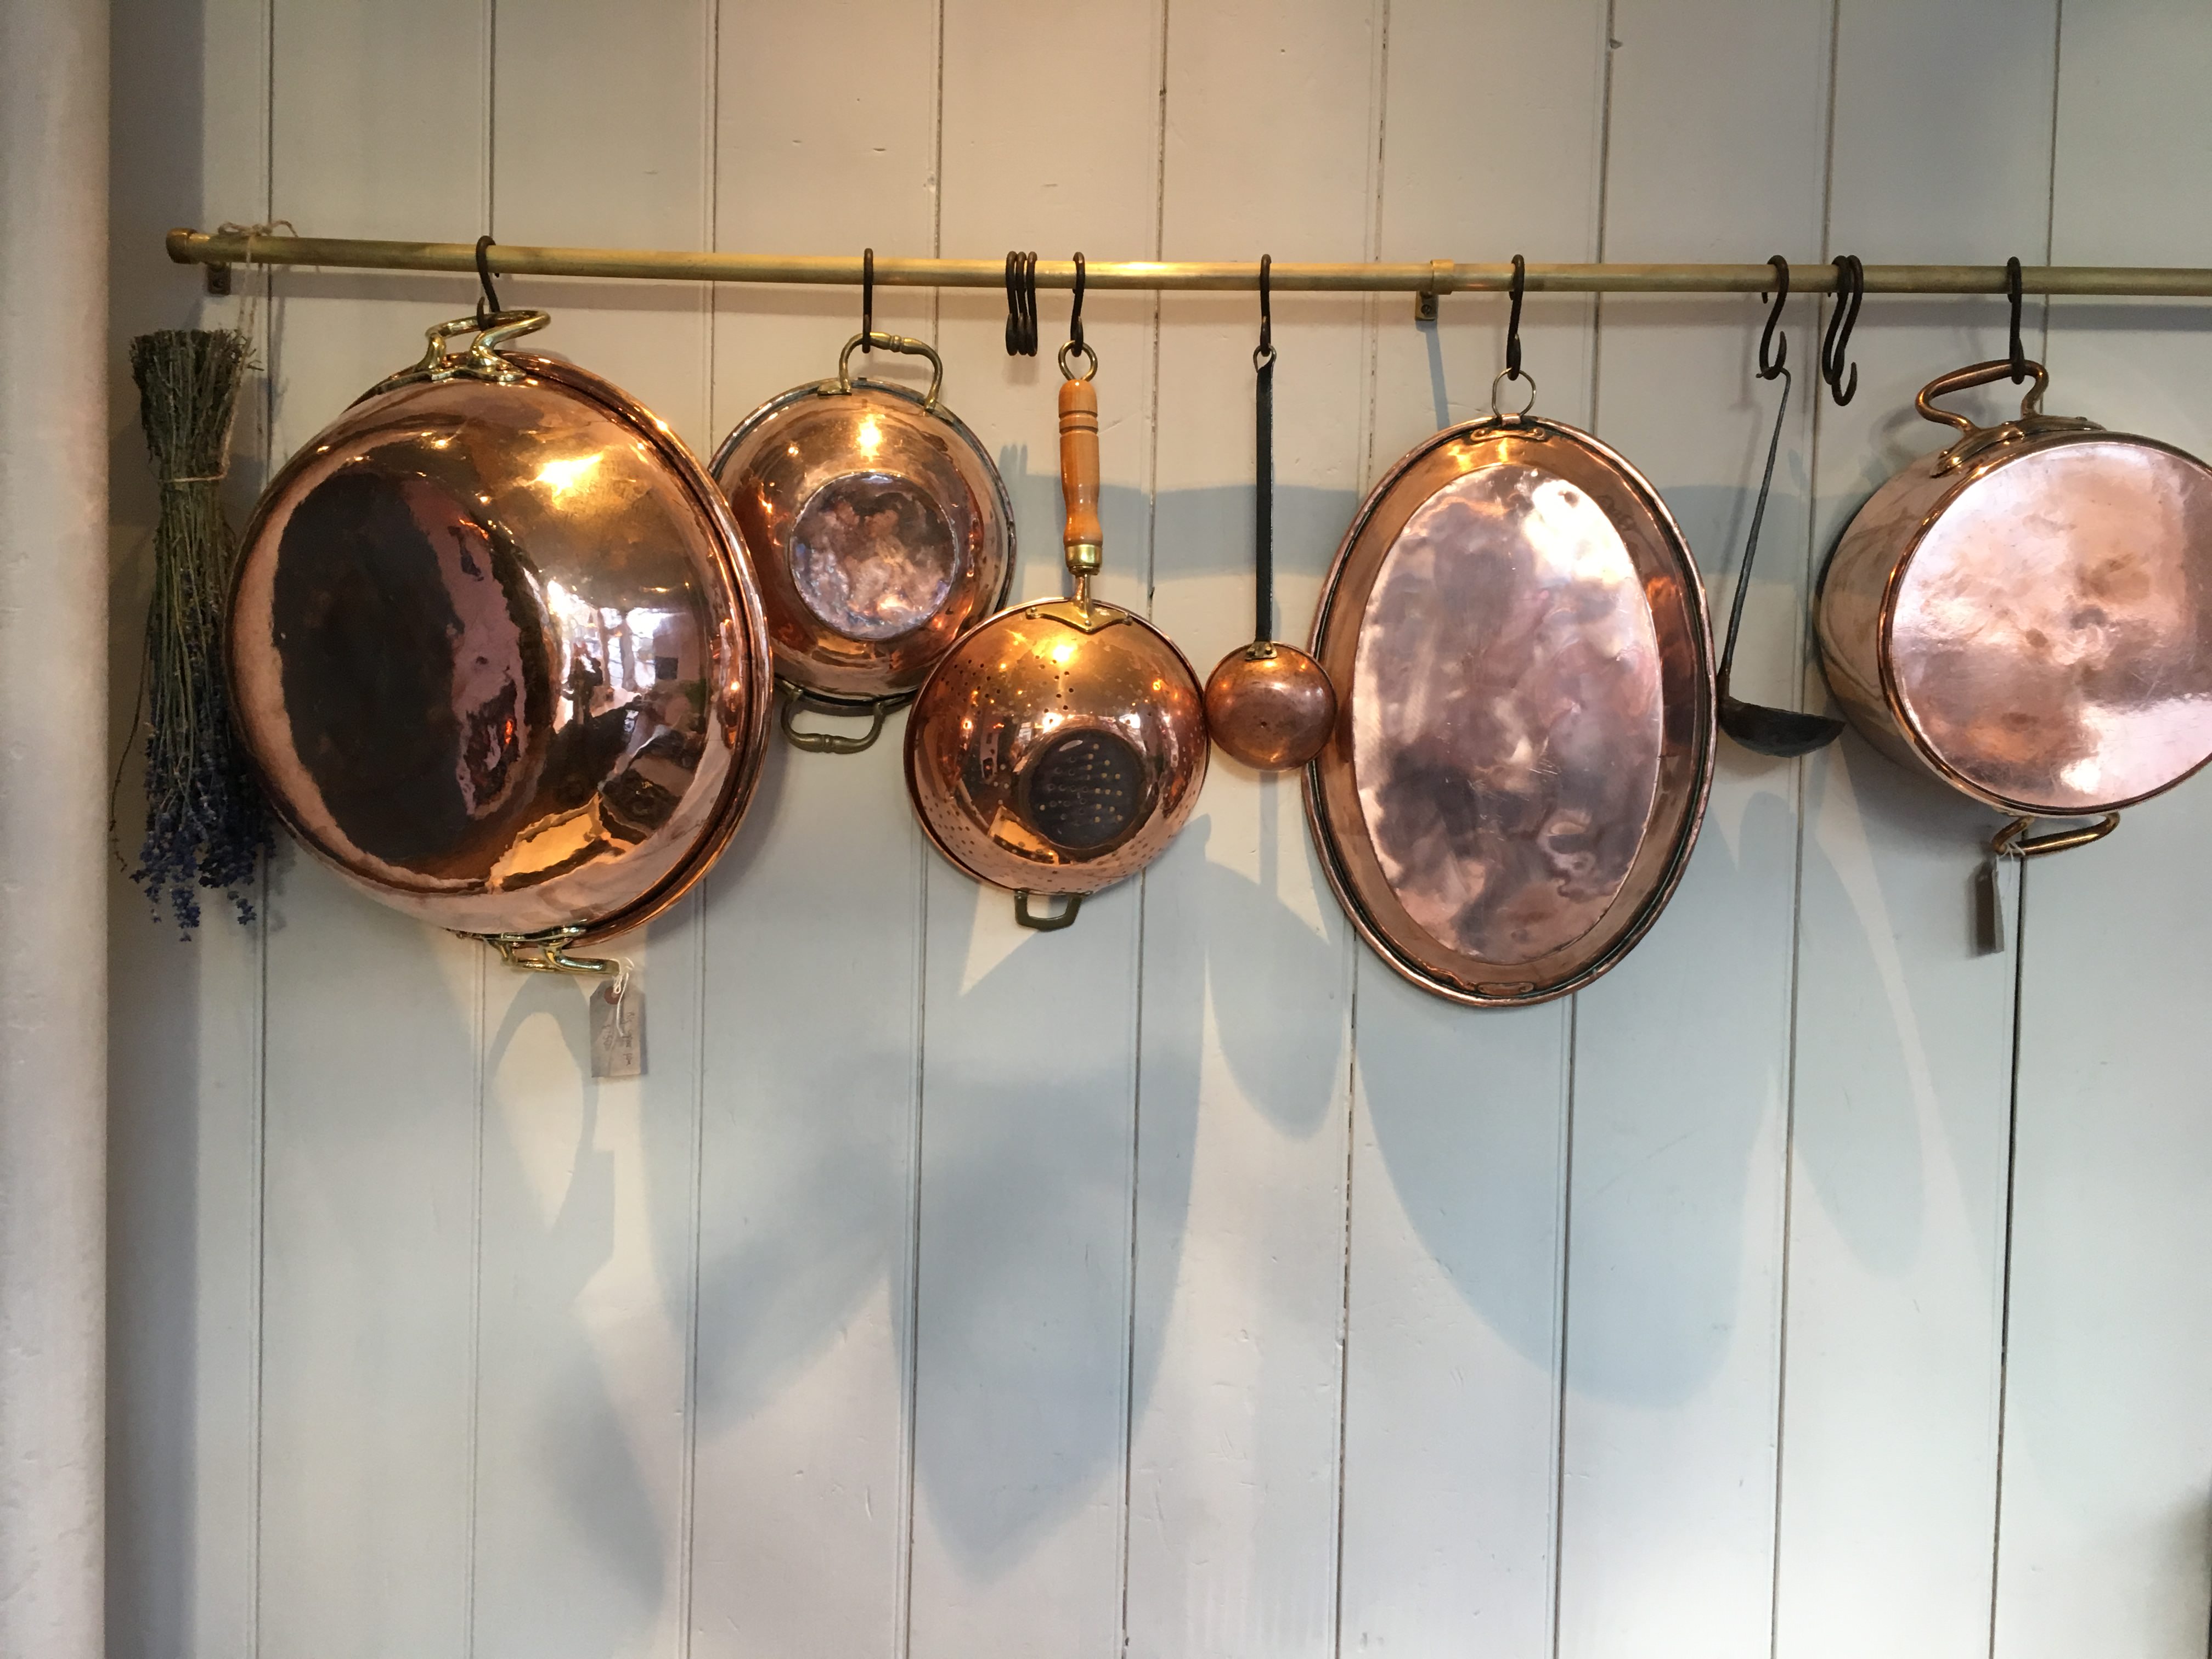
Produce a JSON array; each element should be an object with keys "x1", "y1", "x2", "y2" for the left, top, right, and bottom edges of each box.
[{"x1": 166, "y1": 228, "x2": 2212, "y2": 299}]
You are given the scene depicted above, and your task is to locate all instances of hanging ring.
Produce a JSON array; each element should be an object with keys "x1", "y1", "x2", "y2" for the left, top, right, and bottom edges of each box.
[
  {"x1": 1821, "y1": 254, "x2": 1864, "y2": 407},
  {"x1": 1504, "y1": 253, "x2": 1527, "y2": 380},
  {"x1": 1758, "y1": 255, "x2": 1789, "y2": 379},
  {"x1": 1254, "y1": 253, "x2": 1275, "y2": 369},
  {"x1": 1490, "y1": 366, "x2": 1538, "y2": 419},
  {"x1": 1058, "y1": 338, "x2": 1098, "y2": 381},
  {"x1": 475, "y1": 234, "x2": 502, "y2": 323},
  {"x1": 2005, "y1": 256, "x2": 2027, "y2": 383}
]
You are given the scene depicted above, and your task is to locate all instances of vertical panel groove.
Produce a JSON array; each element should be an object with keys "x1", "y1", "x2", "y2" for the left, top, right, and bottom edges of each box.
[
  {"x1": 1768, "y1": 8, "x2": 1842, "y2": 1650},
  {"x1": 247, "y1": 9, "x2": 277, "y2": 1650},
  {"x1": 1548, "y1": 997, "x2": 1579, "y2": 1659}
]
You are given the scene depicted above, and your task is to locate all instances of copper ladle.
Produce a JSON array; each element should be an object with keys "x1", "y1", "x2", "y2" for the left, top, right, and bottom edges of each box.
[
  {"x1": 1718, "y1": 259, "x2": 1842, "y2": 758},
  {"x1": 1205, "y1": 255, "x2": 1337, "y2": 770}
]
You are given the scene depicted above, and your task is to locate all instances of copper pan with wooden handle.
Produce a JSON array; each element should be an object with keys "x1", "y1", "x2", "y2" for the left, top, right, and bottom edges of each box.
[{"x1": 902, "y1": 341, "x2": 1207, "y2": 932}]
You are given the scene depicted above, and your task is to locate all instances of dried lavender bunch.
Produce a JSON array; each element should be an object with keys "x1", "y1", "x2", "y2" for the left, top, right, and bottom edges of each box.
[{"x1": 128, "y1": 328, "x2": 272, "y2": 934}]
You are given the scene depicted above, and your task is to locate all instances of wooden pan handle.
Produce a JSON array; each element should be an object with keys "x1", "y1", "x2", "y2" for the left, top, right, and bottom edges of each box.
[{"x1": 1058, "y1": 376, "x2": 1103, "y2": 584}]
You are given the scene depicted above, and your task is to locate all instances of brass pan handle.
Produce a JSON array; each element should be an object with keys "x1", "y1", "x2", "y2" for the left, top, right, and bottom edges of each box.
[
  {"x1": 410, "y1": 315, "x2": 486, "y2": 376},
  {"x1": 778, "y1": 688, "x2": 896, "y2": 755},
  {"x1": 837, "y1": 331, "x2": 944, "y2": 411},
  {"x1": 1991, "y1": 811, "x2": 2119, "y2": 859},
  {"x1": 1014, "y1": 890, "x2": 1083, "y2": 931},
  {"x1": 1916, "y1": 358, "x2": 2049, "y2": 434},
  {"x1": 467, "y1": 308, "x2": 552, "y2": 372}
]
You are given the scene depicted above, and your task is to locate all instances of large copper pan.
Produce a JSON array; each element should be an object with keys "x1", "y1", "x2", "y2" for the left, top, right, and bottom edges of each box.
[
  {"x1": 1815, "y1": 358, "x2": 2212, "y2": 854},
  {"x1": 904, "y1": 358, "x2": 1207, "y2": 931},
  {"x1": 228, "y1": 310, "x2": 774, "y2": 963},
  {"x1": 711, "y1": 331, "x2": 1013, "y2": 754},
  {"x1": 1307, "y1": 394, "x2": 1715, "y2": 1006}
]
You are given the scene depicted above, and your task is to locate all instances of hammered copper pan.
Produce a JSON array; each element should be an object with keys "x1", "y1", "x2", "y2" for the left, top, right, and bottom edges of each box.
[
  {"x1": 712, "y1": 331, "x2": 1013, "y2": 754},
  {"x1": 1307, "y1": 401, "x2": 1715, "y2": 1007},
  {"x1": 228, "y1": 310, "x2": 774, "y2": 959},
  {"x1": 1815, "y1": 358, "x2": 2212, "y2": 854}
]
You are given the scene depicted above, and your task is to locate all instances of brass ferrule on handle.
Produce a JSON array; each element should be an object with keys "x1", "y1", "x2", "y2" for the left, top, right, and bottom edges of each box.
[{"x1": 1059, "y1": 377, "x2": 1103, "y2": 604}]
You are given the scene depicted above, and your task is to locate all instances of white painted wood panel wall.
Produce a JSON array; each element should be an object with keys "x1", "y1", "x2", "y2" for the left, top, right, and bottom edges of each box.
[{"x1": 100, "y1": 2, "x2": 2212, "y2": 1655}]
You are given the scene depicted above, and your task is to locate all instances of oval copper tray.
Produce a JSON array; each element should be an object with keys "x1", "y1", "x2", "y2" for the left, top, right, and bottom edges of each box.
[{"x1": 1305, "y1": 416, "x2": 1714, "y2": 1006}]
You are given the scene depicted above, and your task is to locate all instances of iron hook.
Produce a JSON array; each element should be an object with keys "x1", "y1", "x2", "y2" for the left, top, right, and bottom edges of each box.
[
  {"x1": 1821, "y1": 254, "x2": 1864, "y2": 407},
  {"x1": 861, "y1": 247, "x2": 873, "y2": 354},
  {"x1": 1069, "y1": 251, "x2": 1086, "y2": 353},
  {"x1": 1504, "y1": 253, "x2": 1527, "y2": 380},
  {"x1": 1255, "y1": 253, "x2": 1274, "y2": 369},
  {"x1": 475, "y1": 234, "x2": 501, "y2": 324},
  {"x1": 2005, "y1": 255, "x2": 2027, "y2": 383},
  {"x1": 1758, "y1": 255, "x2": 1789, "y2": 379},
  {"x1": 1005, "y1": 251, "x2": 1040, "y2": 356}
]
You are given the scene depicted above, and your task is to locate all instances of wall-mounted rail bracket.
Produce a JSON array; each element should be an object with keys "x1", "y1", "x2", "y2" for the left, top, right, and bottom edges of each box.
[
  {"x1": 1415, "y1": 259, "x2": 1455, "y2": 322},
  {"x1": 204, "y1": 262, "x2": 231, "y2": 296}
]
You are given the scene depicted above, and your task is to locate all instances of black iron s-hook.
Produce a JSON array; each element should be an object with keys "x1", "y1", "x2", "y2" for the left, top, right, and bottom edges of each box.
[
  {"x1": 860, "y1": 248, "x2": 874, "y2": 353},
  {"x1": 475, "y1": 234, "x2": 501, "y2": 323},
  {"x1": 2005, "y1": 256, "x2": 2027, "y2": 382},
  {"x1": 1069, "y1": 252, "x2": 1086, "y2": 353},
  {"x1": 1256, "y1": 252, "x2": 1274, "y2": 368},
  {"x1": 1821, "y1": 254, "x2": 1864, "y2": 406},
  {"x1": 1504, "y1": 253, "x2": 1527, "y2": 380},
  {"x1": 1005, "y1": 251, "x2": 1039, "y2": 356},
  {"x1": 1759, "y1": 256, "x2": 1790, "y2": 379}
]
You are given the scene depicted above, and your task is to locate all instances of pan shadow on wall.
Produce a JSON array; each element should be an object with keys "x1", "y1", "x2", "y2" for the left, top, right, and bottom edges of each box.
[{"x1": 1354, "y1": 471, "x2": 2025, "y2": 1412}]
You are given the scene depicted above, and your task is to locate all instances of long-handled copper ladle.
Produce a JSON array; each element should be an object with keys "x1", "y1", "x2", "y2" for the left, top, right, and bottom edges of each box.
[{"x1": 1204, "y1": 256, "x2": 1338, "y2": 769}]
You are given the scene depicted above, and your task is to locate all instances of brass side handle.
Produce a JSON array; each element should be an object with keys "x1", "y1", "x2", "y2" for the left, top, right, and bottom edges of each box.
[{"x1": 1916, "y1": 357, "x2": 2050, "y2": 434}]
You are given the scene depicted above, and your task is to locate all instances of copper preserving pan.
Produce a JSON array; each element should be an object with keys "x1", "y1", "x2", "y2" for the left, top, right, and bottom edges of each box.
[
  {"x1": 1815, "y1": 358, "x2": 2212, "y2": 855},
  {"x1": 1307, "y1": 397, "x2": 1716, "y2": 1006},
  {"x1": 712, "y1": 331, "x2": 1014, "y2": 754},
  {"x1": 228, "y1": 310, "x2": 774, "y2": 966},
  {"x1": 904, "y1": 356, "x2": 1207, "y2": 931}
]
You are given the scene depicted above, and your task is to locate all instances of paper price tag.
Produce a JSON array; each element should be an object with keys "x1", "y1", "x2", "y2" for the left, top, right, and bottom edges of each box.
[{"x1": 590, "y1": 976, "x2": 644, "y2": 1079}]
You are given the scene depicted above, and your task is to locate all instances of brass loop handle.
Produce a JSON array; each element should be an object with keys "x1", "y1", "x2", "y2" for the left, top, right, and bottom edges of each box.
[
  {"x1": 1490, "y1": 368, "x2": 1538, "y2": 419},
  {"x1": 467, "y1": 308, "x2": 552, "y2": 367},
  {"x1": 411, "y1": 315, "x2": 484, "y2": 375},
  {"x1": 1058, "y1": 339, "x2": 1099, "y2": 382},
  {"x1": 778, "y1": 689, "x2": 896, "y2": 755},
  {"x1": 485, "y1": 924, "x2": 624, "y2": 981},
  {"x1": 1916, "y1": 357, "x2": 2050, "y2": 434},
  {"x1": 837, "y1": 330, "x2": 945, "y2": 410},
  {"x1": 1990, "y1": 810, "x2": 2119, "y2": 860},
  {"x1": 1014, "y1": 890, "x2": 1084, "y2": 931}
]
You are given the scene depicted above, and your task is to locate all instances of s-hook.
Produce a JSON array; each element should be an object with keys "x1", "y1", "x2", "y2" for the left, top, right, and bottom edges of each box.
[
  {"x1": 475, "y1": 234, "x2": 502, "y2": 324},
  {"x1": 2006, "y1": 255, "x2": 2028, "y2": 382},
  {"x1": 1821, "y1": 253, "x2": 1864, "y2": 406},
  {"x1": 1717, "y1": 261, "x2": 1844, "y2": 757},
  {"x1": 860, "y1": 248, "x2": 873, "y2": 354},
  {"x1": 1758, "y1": 253, "x2": 1789, "y2": 378},
  {"x1": 1059, "y1": 251, "x2": 1096, "y2": 380},
  {"x1": 1005, "y1": 250, "x2": 1039, "y2": 355},
  {"x1": 1490, "y1": 253, "x2": 1537, "y2": 417}
]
